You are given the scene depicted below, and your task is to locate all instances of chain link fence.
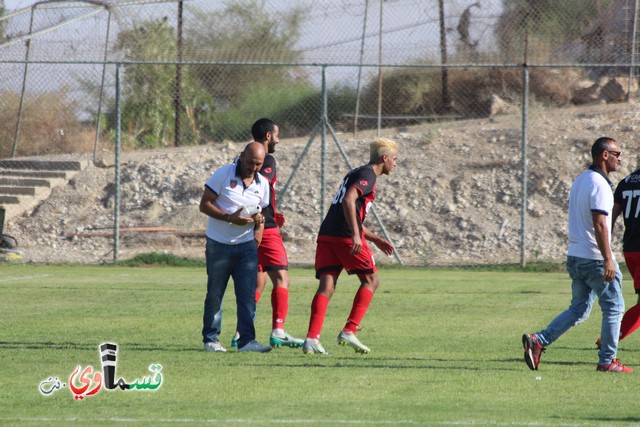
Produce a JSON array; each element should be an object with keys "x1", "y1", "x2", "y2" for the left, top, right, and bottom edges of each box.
[{"x1": 1, "y1": 0, "x2": 639, "y2": 265}]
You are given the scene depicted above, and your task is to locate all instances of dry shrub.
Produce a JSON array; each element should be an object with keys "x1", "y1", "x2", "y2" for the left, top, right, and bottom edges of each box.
[
  {"x1": 529, "y1": 68, "x2": 579, "y2": 105},
  {"x1": 0, "y1": 89, "x2": 94, "y2": 158},
  {"x1": 359, "y1": 66, "x2": 581, "y2": 123},
  {"x1": 359, "y1": 68, "x2": 433, "y2": 116}
]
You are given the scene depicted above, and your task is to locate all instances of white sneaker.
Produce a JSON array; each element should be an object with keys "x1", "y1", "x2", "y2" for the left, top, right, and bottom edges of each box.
[
  {"x1": 203, "y1": 341, "x2": 227, "y2": 352},
  {"x1": 337, "y1": 330, "x2": 370, "y2": 354},
  {"x1": 302, "y1": 338, "x2": 329, "y2": 355}
]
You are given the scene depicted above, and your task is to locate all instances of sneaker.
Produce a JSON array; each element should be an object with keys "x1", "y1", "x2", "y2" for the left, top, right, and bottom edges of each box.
[
  {"x1": 522, "y1": 333, "x2": 545, "y2": 371},
  {"x1": 231, "y1": 331, "x2": 240, "y2": 348},
  {"x1": 302, "y1": 338, "x2": 329, "y2": 355},
  {"x1": 337, "y1": 330, "x2": 371, "y2": 354},
  {"x1": 270, "y1": 331, "x2": 305, "y2": 348},
  {"x1": 596, "y1": 358, "x2": 633, "y2": 373},
  {"x1": 238, "y1": 340, "x2": 272, "y2": 353},
  {"x1": 203, "y1": 341, "x2": 227, "y2": 352}
]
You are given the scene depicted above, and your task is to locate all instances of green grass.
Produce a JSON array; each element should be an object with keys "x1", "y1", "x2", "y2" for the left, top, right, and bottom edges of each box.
[{"x1": 1, "y1": 264, "x2": 639, "y2": 426}]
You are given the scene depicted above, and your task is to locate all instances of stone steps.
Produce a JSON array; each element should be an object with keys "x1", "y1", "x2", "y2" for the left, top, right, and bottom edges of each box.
[{"x1": 0, "y1": 158, "x2": 89, "y2": 221}]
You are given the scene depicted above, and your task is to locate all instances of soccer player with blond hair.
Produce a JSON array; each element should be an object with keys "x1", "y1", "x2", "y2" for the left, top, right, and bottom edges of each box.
[{"x1": 303, "y1": 138, "x2": 398, "y2": 355}]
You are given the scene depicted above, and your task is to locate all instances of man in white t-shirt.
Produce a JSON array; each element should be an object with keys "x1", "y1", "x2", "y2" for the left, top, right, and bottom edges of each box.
[
  {"x1": 522, "y1": 137, "x2": 632, "y2": 373},
  {"x1": 200, "y1": 142, "x2": 272, "y2": 353}
]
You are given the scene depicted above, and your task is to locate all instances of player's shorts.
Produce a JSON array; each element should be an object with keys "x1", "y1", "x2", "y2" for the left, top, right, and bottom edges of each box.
[
  {"x1": 314, "y1": 236, "x2": 376, "y2": 279},
  {"x1": 258, "y1": 227, "x2": 288, "y2": 272},
  {"x1": 624, "y1": 252, "x2": 640, "y2": 292}
]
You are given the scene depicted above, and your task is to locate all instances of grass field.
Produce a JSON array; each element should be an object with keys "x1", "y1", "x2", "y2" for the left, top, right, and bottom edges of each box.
[{"x1": 2, "y1": 263, "x2": 640, "y2": 426}]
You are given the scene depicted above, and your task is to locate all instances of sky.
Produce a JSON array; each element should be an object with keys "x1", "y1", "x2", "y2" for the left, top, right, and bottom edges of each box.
[
  {"x1": 5, "y1": 0, "x2": 36, "y2": 10},
  {"x1": 1, "y1": 0, "x2": 504, "y2": 73}
]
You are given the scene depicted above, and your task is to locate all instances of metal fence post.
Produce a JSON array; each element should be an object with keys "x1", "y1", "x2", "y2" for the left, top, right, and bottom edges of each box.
[
  {"x1": 520, "y1": 64, "x2": 529, "y2": 268},
  {"x1": 113, "y1": 63, "x2": 121, "y2": 262}
]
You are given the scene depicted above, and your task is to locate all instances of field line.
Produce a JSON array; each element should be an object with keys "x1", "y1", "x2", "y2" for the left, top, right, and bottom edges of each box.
[
  {"x1": 0, "y1": 417, "x2": 594, "y2": 426},
  {"x1": 0, "y1": 274, "x2": 49, "y2": 282}
]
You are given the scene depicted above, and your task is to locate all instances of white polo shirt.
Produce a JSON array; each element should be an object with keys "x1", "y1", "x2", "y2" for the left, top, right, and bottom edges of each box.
[
  {"x1": 204, "y1": 163, "x2": 270, "y2": 245},
  {"x1": 567, "y1": 167, "x2": 614, "y2": 260}
]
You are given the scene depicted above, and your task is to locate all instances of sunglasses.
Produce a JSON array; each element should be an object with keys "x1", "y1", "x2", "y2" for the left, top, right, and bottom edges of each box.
[{"x1": 607, "y1": 150, "x2": 621, "y2": 158}]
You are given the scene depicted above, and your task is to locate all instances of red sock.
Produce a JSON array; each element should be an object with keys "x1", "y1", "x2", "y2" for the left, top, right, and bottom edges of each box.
[
  {"x1": 255, "y1": 291, "x2": 261, "y2": 304},
  {"x1": 307, "y1": 293, "x2": 330, "y2": 340},
  {"x1": 271, "y1": 287, "x2": 289, "y2": 330},
  {"x1": 343, "y1": 287, "x2": 374, "y2": 334}
]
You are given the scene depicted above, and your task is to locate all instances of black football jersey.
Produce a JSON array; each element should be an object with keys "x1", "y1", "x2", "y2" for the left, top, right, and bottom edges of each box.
[
  {"x1": 318, "y1": 165, "x2": 377, "y2": 238},
  {"x1": 614, "y1": 168, "x2": 640, "y2": 252}
]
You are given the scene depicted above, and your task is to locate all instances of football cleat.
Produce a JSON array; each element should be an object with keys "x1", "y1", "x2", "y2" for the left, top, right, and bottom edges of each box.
[
  {"x1": 337, "y1": 330, "x2": 371, "y2": 354},
  {"x1": 302, "y1": 338, "x2": 329, "y2": 355},
  {"x1": 596, "y1": 358, "x2": 633, "y2": 373},
  {"x1": 270, "y1": 331, "x2": 304, "y2": 348},
  {"x1": 522, "y1": 333, "x2": 545, "y2": 370}
]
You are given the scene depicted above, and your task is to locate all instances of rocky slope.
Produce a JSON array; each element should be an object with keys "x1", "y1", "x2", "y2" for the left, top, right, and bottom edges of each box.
[{"x1": 4, "y1": 103, "x2": 640, "y2": 266}]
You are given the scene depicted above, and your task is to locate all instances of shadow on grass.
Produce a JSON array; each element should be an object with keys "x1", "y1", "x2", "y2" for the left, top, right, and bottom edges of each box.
[{"x1": 582, "y1": 417, "x2": 640, "y2": 423}]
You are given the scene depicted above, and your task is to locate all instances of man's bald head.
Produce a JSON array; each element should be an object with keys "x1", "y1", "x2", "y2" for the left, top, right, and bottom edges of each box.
[
  {"x1": 244, "y1": 141, "x2": 266, "y2": 159},
  {"x1": 239, "y1": 142, "x2": 266, "y2": 179}
]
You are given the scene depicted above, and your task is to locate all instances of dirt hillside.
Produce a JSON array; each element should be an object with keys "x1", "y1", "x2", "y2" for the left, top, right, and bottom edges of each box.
[{"x1": 5, "y1": 103, "x2": 640, "y2": 266}]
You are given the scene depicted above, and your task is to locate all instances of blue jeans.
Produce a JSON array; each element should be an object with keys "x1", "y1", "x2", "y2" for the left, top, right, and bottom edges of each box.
[
  {"x1": 536, "y1": 255, "x2": 624, "y2": 365},
  {"x1": 202, "y1": 238, "x2": 258, "y2": 348}
]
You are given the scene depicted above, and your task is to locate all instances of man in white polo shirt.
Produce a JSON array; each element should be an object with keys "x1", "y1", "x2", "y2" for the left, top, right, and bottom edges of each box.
[
  {"x1": 200, "y1": 142, "x2": 272, "y2": 353},
  {"x1": 522, "y1": 137, "x2": 632, "y2": 373}
]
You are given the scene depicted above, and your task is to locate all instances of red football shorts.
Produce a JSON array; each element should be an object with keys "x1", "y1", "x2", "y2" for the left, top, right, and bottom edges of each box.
[
  {"x1": 314, "y1": 236, "x2": 376, "y2": 279},
  {"x1": 258, "y1": 227, "x2": 288, "y2": 272},
  {"x1": 624, "y1": 252, "x2": 640, "y2": 292}
]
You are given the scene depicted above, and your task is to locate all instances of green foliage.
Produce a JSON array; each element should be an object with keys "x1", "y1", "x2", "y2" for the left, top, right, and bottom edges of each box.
[
  {"x1": 360, "y1": 68, "x2": 433, "y2": 116},
  {"x1": 210, "y1": 83, "x2": 316, "y2": 141},
  {"x1": 278, "y1": 84, "x2": 357, "y2": 137},
  {"x1": 187, "y1": 0, "x2": 305, "y2": 105},
  {"x1": 108, "y1": 1, "x2": 307, "y2": 148},
  {"x1": 0, "y1": 1, "x2": 5, "y2": 39},
  {"x1": 206, "y1": 82, "x2": 357, "y2": 141},
  {"x1": 113, "y1": 18, "x2": 179, "y2": 148}
]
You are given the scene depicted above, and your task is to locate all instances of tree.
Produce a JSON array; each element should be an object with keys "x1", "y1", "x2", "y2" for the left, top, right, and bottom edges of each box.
[
  {"x1": 495, "y1": 0, "x2": 614, "y2": 62},
  {"x1": 108, "y1": 1, "x2": 306, "y2": 147},
  {"x1": 0, "y1": 0, "x2": 6, "y2": 40},
  {"x1": 113, "y1": 18, "x2": 176, "y2": 147},
  {"x1": 112, "y1": 18, "x2": 213, "y2": 148},
  {"x1": 187, "y1": 0, "x2": 306, "y2": 106}
]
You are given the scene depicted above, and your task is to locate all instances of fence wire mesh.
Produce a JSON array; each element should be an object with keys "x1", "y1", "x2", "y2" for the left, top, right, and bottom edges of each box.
[{"x1": 1, "y1": 0, "x2": 639, "y2": 266}]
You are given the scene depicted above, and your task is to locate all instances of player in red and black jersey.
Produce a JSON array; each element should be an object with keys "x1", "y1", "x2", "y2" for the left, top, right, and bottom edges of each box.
[
  {"x1": 612, "y1": 168, "x2": 640, "y2": 341},
  {"x1": 303, "y1": 138, "x2": 398, "y2": 355},
  {"x1": 231, "y1": 118, "x2": 304, "y2": 349}
]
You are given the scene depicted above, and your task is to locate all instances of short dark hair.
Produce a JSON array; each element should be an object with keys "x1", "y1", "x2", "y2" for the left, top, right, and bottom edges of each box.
[
  {"x1": 591, "y1": 136, "x2": 616, "y2": 159},
  {"x1": 251, "y1": 118, "x2": 276, "y2": 142}
]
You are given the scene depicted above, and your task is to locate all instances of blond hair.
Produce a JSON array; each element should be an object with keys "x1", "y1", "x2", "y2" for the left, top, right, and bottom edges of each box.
[{"x1": 370, "y1": 138, "x2": 398, "y2": 163}]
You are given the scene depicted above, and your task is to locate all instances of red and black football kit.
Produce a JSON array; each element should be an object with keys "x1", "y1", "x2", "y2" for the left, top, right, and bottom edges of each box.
[
  {"x1": 614, "y1": 168, "x2": 640, "y2": 292},
  {"x1": 258, "y1": 153, "x2": 288, "y2": 272},
  {"x1": 315, "y1": 164, "x2": 378, "y2": 279},
  {"x1": 307, "y1": 164, "x2": 380, "y2": 340},
  {"x1": 257, "y1": 153, "x2": 290, "y2": 331},
  {"x1": 613, "y1": 168, "x2": 640, "y2": 342}
]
